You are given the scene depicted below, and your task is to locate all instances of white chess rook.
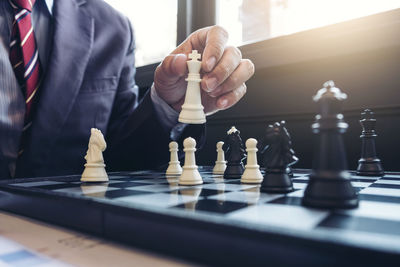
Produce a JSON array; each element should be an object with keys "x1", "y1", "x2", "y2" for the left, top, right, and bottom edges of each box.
[
  {"x1": 81, "y1": 128, "x2": 109, "y2": 182},
  {"x1": 166, "y1": 141, "x2": 183, "y2": 175},
  {"x1": 241, "y1": 138, "x2": 263, "y2": 184},
  {"x1": 213, "y1": 141, "x2": 227, "y2": 174},
  {"x1": 179, "y1": 137, "x2": 203, "y2": 185},
  {"x1": 178, "y1": 50, "x2": 206, "y2": 124}
]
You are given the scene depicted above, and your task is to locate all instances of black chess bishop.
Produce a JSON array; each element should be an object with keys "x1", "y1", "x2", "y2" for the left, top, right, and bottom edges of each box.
[
  {"x1": 356, "y1": 109, "x2": 384, "y2": 176},
  {"x1": 302, "y1": 81, "x2": 359, "y2": 209},
  {"x1": 259, "y1": 121, "x2": 298, "y2": 193}
]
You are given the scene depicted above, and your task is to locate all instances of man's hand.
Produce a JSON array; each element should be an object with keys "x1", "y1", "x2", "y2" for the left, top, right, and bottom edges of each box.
[{"x1": 154, "y1": 26, "x2": 255, "y2": 115}]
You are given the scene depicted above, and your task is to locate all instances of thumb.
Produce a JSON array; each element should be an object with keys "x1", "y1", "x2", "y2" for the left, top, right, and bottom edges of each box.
[{"x1": 155, "y1": 53, "x2": 187, "y2": 87}]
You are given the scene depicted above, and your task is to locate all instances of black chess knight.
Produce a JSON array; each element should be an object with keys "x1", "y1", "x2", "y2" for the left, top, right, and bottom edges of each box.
[
  {"x1": 302, "y1": 81, "x2": 358, "y2": 209},
  {"x1": 223, "y1": 126, "x2": 246, "y2": 179},
  {"x1": 356, "y1": 109, "x2": 384, "y2": 176},
  {"x1": 259, "y1": 121, "x2": 298, "y2": 193}
]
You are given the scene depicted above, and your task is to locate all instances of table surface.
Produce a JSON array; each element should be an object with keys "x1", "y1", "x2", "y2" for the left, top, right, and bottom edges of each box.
[{"x1": 0, "y1": 211, "x2": 190, "y2": 267}]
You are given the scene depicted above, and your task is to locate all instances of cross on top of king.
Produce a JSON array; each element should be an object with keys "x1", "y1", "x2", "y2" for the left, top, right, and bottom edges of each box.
[{"x1": 189, "y1": 50, "x2": 201, "y2": 61}]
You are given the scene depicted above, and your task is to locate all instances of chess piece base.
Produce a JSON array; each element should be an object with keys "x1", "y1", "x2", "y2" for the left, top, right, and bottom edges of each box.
[
  {"x1": 356, "y1": 159, "x2": 384, "y2": 176},
  {"x1": 302, "y1": 171, "x2": 359, "y2": 209},
  {"x1": 179, "y1": 167, "x2": 203, "y2": 185},
  {"x1": 166, "y1": 162, "x2": 183, "y2": 176},
  {"x1": 224, "y1": 164, "x2": 244, "y2": 179},
  {"x1": 241, "y1": 166, "x2": 263, "y2": 184},
  {"x1": 261, "y1": 170, "x2": 293, "y2": 193},
  {"x1": 81, "y1": 163, "x2": 109, "y2": 182},
  {"x1": 178, "y1": 110, "x2": 206, "y2": 124},
  {"x1": 213, "y1": 161, "x2": 227, "y2": 175}
]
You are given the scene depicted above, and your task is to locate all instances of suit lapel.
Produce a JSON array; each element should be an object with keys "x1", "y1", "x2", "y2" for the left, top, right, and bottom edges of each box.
[{"x1": 26, "y1": 0, "x2": 94, "y2": 171}]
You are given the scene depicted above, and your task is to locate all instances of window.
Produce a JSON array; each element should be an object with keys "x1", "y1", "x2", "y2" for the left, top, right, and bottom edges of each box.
[
  {"x1": 104, "y1": 0, "x2": 178, "y2": 67},
  {"x1": 217, "y1": 0, "x2": 400, "y2": 46}
]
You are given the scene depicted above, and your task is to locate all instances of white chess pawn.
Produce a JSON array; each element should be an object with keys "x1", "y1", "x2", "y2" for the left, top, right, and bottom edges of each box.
[
  {"x1": 166, "y1": 141, "x2": 182, "y2": 175},
  {"x1": 213, "y1": 141, "x2": 227, "y2": 174},
  {"x1": 241, "y1": 138, "x2": 263, "y2": 184},
  {"x1": 81, "y1": 128, "x2": 109, "y2": 182},
  {"x1": 179, "y1": 137, "x2": 203, "y2": 185},
  {"x1": 178, "y1": 50, "x2": 206, "y2": 124}
]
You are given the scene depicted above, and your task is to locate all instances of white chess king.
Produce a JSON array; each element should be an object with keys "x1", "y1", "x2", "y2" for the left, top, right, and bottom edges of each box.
[
  {"x1": 81, "y1": 128, "x2": 109, "y2": 182},
  {"x1": 178, "y1": 50, "x2": 206, "y2": 124}
]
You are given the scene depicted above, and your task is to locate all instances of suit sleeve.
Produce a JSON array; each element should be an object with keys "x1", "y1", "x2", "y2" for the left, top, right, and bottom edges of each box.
[{"x1": 105, "y1": 20, "x2": 205, "y2": 171}]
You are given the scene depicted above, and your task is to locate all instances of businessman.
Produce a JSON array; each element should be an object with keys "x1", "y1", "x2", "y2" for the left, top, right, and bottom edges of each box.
[{"x1": 0, "y1": 0, "x2": 254, "y2": 179}]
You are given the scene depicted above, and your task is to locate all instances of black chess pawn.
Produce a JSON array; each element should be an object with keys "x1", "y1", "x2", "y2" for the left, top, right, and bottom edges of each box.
[
  {"x1": 356, "y1": 109, "x2": 384, "y2": 176},
  {"x1": 302, "y1": 81, "x2": 358, "y2": 209},
  {"x1": 223, "y1": 126, "x2": 246, "y2": 179},
  {"x1": 259, "y1": 121, "x2": 298, "y2": 193}
]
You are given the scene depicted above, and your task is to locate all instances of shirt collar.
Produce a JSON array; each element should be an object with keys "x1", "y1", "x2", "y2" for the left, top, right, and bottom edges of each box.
[{"x1": 43, "y1": 0, "x2": 53, "y2": 15}]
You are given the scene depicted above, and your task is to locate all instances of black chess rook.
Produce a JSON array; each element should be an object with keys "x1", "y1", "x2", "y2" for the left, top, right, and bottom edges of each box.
[
  {"x1": 356, "y1": 109, "x2": 384, "y2": 176},
  {"x1": 302, "y1": 81, "x2": 359, "y2": 209}
]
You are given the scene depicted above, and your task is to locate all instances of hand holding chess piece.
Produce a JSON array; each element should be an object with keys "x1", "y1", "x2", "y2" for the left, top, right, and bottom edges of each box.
[
  {"x1": 81, "y1": 128, "x2": 109, "y2": 182},
  {"x1": 154, "y1": 26, "x2": 254, "y2": 115}
]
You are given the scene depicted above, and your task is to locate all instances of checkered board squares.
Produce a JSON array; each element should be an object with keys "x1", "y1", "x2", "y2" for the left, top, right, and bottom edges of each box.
[{"x1": 3, "y1": 168, "x2": 400, "y2": 254}]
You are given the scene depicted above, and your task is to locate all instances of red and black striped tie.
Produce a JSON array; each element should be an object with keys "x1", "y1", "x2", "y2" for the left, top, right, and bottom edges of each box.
[{"x1": 9, "y1": 0, "x2": 42, "y2": 154}]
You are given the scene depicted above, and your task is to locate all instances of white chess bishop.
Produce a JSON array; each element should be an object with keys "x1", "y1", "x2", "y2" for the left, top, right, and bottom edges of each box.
[
  {"x1": 166, "y1": 141, "x2": 182, "y2": 175},
  {"x1": 213, "y1": 141, "x2": 227, "y2": 174},
  {"x1": 81, "y1": 128, "x2": 109, "y2": 182},
  {"x1": 178, "y1": 50, "x2": 206, "y2": 124},
  {"x1": 241, "y1": 138, "x2": 263, "y2": 184},
  {"x1": 179, "y1": 137, "x2": 203, "y2": 185}
]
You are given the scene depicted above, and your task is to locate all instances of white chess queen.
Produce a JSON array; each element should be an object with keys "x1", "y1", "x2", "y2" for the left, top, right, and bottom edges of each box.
[{"x1": 81, "y1": 128, "x2": 109, "y2": 182}]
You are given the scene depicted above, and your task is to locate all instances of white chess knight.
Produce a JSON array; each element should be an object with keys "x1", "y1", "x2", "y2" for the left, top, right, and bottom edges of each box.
[
  {"x1": 178, "y1": 50, "x2": 206, "y2": 124},
  {"x1": 81, "y1": 128, "x2": 109, "y2": 182},
  {"x1": 179, "y1": 137, "x2": 203, "y2": 185},
  {"x1": 213, "y1": 141, "x2": 227, "y2": 174},
  {"x1": 241, "y1": 138, "x2": 263, "y2": 184},
  {"x1": 166, "y1": 141, "x2": 183, "y2": 175}
]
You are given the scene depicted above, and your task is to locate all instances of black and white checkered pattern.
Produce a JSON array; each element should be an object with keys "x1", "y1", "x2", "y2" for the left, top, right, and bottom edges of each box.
[{"x1": 7, "y1": 167, "x2": 400, "y2": 253}]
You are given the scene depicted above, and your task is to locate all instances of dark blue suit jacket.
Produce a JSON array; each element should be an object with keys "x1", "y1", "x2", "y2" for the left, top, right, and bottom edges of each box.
[{"x1": 15, "y1": 0, "x2": 204, "y2": 178}]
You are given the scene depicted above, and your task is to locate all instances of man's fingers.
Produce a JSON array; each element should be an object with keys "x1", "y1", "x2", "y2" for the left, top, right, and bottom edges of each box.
[
  {"x1": 154, "y1": 53, "x2": 187, "y2": 87},
  {"x1": 201, "y1": 26, "x2": 229, "y2": 72},
  {"x1": 216, "y1": 83, "x2": 247, "y2": 110},
  {"x1": 209, "y1": 59, "x2": 254, "y2": 97},
  {"x1": 202, "y1": 46, "x2": 242, "y2": 93}
]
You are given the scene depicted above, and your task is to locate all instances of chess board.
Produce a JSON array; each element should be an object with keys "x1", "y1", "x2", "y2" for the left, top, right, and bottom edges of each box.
[{"x1": 0, "y1": 167, "x2": 399, "y2": 265}]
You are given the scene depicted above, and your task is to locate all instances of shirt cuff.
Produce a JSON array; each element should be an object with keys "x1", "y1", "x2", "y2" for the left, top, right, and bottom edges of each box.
[{"x1": 150, "y1": 84, "x2": 186, "y2": 135}]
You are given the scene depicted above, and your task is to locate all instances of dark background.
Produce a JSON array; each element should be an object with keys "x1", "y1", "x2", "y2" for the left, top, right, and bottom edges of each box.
[{"x1": 136, "y1": 9, "x2": 400, "y2": 171}]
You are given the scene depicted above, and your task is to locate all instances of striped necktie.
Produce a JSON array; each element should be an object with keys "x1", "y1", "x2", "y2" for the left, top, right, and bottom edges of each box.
[{"x1": 9, "y1": 0, "x2": 42, "y2": 154}]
